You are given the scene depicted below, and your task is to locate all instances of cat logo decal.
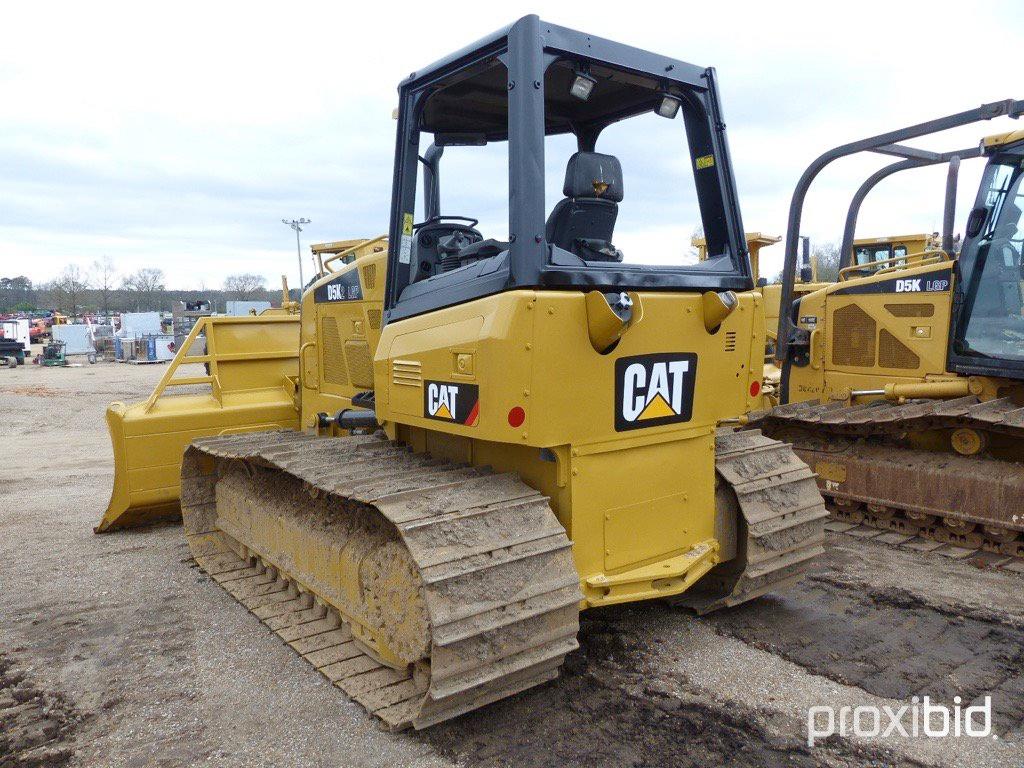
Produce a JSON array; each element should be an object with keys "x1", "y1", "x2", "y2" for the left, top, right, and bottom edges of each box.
[{"x1": 615, "y1": 353, "x2": 697, "y2": 431}]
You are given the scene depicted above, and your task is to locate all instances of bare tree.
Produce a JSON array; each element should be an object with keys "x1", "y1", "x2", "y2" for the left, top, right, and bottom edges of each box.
[
  {"x1": 122, "y1": 267, "x2": 166, "y2": 311},
  {"x1": 49, "y1": 264, "x2": 91, "y2": 317},
  {"x1": 810, "y1": 241, "x2": 842, "y2": 282},
  {"x1": 223, "y1": 273, "x2": 267, "y2": 301},
  {"x1": 91, "y1": 256, "x2": 118, "y2": 319}
]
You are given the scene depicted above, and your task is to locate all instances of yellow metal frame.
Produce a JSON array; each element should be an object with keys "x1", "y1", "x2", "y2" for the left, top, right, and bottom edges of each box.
[
  {"x1": 783, "y1": 258, "x2": 959, "y2": 403},
  {"x1": 141, "y1": 315, "x2": 299, "y2": 412},
  {"x1": 693, "y1": 231, "x2": 779, "y2": 283},
  {"x1": 97, "y1": 314, "x2": 301, "y2": 532},
  {"x1": 313, "y1": 234, "x2": 388, "y2": 275},
  {"x1": 300, "y1": 249, "x2": 389, "y2": 431},
  {"x1": 375, "y1": 288, "x2": 767, "y2": 608}
]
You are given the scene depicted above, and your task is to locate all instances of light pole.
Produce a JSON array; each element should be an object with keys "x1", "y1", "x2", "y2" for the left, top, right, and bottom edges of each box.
[{"x1": 282, "y1": 217, "x2": 311, "y2": 291}]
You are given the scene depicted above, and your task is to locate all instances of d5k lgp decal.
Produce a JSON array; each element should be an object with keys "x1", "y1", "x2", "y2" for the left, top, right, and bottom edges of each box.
[
  {"x1": 312, "y1": 269, "x2": 362, "y2": 303},
  {"x1": 615, "y1": 353, "x2": 697, "y2": 431},
  {"x1": 424, "y1": 380, "x2": 480, "y2": 426}
]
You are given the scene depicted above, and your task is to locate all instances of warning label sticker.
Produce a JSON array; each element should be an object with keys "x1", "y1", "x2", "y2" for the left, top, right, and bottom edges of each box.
[{"x1": 399, "y1": 213, "x2": 414, "y2": 264}]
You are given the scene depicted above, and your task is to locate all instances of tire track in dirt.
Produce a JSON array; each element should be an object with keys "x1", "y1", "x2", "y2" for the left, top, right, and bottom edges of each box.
[
  {"x1": 704, "y1": 573, "x2": 1024, "y2": 738},
  {"x1": 424, "y1": 612, "x2": 897, "y2": 768}
]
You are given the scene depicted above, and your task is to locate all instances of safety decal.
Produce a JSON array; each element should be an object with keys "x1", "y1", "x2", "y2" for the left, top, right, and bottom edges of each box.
[
  {"x1": 695, "y1": 154, "x2": 715, "y2": 170},
  {"x1": 424, "y1": 380, "x2": 480, "y2": 426},
  {"x1": 615, "y1": 353, "x2": 698, "y2": 431},
  {"x1": 399, "y1": 213, "x2": 414, "y2": 265}
]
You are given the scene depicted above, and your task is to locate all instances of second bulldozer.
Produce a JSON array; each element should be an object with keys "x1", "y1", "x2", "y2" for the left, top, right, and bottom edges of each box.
[
  {"x1": 763, "y1": 105, "x2": 1024, "y2": 559},
  {"x1": 175, "y1": 18, "x2": 827, "y2": 729}
]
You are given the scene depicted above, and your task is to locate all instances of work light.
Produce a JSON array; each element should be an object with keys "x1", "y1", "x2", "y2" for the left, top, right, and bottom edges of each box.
[
  {"x1": 656, "y1": 94, "x2": 681, "y2": 119},
  {"x1": 570, "y1": 71, "x2": 597, "y2": 101}
]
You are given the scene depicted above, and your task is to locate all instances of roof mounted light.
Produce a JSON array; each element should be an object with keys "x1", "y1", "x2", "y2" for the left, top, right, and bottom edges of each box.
[
  {"x1": 570, "y1": 68, "x2": 597, "y2": 101},
  {"x1": 656, "y1": 93, "x2": 681, "y2": 119}
]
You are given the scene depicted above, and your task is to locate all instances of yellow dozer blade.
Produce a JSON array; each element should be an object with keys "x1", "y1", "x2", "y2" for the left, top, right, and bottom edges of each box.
[{"x1": 96, "y1": 313, "x2": 301, "y2": 533}]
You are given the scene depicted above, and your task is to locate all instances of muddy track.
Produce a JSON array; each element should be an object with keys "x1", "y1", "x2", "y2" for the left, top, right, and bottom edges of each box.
[
  {"x1": 705, "y1": 570, "x2": 1024, "y2": 738},
  {"x1": 181, "y1": 431, "x2": 582, "y2": 729},
  {"x1": 752, "y1": 399, "x2": 1024, "y2": 558},
  {"x1": 424, "y1": 611, "x2": 899, "y2": 768},
  {"x1": 0, "y1": 652, "x2": 78, "y2": 768}
]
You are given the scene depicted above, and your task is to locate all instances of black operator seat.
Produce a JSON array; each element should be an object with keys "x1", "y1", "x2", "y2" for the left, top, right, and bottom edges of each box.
[{"x1": 545, "y1": 151, "x2": 624, "y2": 262}]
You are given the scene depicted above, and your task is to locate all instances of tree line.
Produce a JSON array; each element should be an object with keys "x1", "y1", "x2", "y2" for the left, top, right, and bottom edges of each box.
[
  {"x1": 761, "y1": 241, "x2": 843, "y2": 284},
  {"x1": 0, "y1": 258, "x2": 290, "y2": 316}
]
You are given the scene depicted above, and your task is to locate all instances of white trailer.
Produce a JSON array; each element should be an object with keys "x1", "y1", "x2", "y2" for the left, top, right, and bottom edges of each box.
[{"x1": 1, "y1": 319, "x2": 31, "y2": 352}]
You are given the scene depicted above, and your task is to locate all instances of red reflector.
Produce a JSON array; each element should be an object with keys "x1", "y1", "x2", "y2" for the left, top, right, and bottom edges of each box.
[
  {"x1": 749, "y1": 380, "x2": 762, "y2": 398},
  {"x1": 507, "y1": 406, "x2": 526, "y2": 428}
]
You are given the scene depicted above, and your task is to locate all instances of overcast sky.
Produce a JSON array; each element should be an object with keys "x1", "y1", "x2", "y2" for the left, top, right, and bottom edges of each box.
[{"x1": 1, "y1": 1, "x2": 1021, "y2": 290}]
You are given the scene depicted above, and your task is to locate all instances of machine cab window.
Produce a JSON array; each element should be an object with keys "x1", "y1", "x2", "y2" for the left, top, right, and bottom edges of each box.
[
  {"x1": 854, "y1": 243, "x2": 908, "y2": 266},
  {"x1": 956, "y1": 152, "x2": 1024, "y2": 363},
  {"x1": 385, "y1": 19, "x2": 751, "y2": 322}
]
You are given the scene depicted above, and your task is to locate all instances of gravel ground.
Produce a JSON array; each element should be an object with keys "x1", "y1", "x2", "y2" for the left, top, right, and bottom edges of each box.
[{"x1": 2, "y1": 360, "x2": 1022, "y2": 767}]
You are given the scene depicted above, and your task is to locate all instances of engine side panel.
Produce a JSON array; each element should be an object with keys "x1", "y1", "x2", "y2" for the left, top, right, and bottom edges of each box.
[
  {"x1": 299, "y1": 250, "x2": 388, "y2": 430},
  {"x1": 783, "y1": 261, "x2": 957, "y2": 404}
]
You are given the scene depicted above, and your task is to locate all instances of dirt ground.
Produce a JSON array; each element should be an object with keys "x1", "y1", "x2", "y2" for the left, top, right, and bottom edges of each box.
[{"x1": 2, "y1": 360, "x2": 1023, "y2": 768}]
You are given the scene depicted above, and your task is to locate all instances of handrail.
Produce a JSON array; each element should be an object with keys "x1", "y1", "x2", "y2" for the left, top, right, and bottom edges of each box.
[
  {"x1": 837, "y1": 147, "x2": 982, "y2": 268},
  {"x1": 322, "y1": 234, "x2": 388, "y2": 273},
  {"x1": 838, "y1": 252, "x2": 947, "y2": 281},
  {"x1": 143, "y1": 316, "x2": 207, "y2": 412}
]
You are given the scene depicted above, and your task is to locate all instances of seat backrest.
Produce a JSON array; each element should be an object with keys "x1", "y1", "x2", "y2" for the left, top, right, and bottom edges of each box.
[{"x1": 545, "y1": 152, "x2": 623, "y2": 253}]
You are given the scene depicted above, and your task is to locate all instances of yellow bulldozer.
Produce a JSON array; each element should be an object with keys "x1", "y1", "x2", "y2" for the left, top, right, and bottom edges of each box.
[
  {"x1": 759, "y1": 102, "x2": 1024, "y2": 560},
  {"x1": 97, "y1": 17, "x2": 829, "y2": 728},
  {"x1": 850, "y1": 232, "x2": 942, "y2": 271},
  {"x1": 698, "y1": 231, "x2": 944, "y2": 360}
]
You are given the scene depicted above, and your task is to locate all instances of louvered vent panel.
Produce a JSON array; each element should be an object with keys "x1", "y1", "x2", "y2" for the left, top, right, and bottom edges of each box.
[
  {"x1": 392, "y1": 359, "x2": 422, "y2": 387},
  {"x1": 879, "y1": 329, "x2": 920, "y2": 370},
  {"x1": 832, "y1": 304, "x2": 876, "y2": 367},
  {"x1": 321, "y1": 317, "x2": 349, "y2": 386},
  {"x1": 724, "y1": 331, "x2": 737, "y2": 352},
  {"x1": 367, "y1": 309, "x2": 382, "y2": 330}
]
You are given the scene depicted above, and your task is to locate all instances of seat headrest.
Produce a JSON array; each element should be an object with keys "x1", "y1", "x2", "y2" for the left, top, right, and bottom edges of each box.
[
  {"x1": 563, "y1": 151, "x2": 623, "y2": 202},
  {"x1": 1000, "y1": 202, "x2": 1022, "y2": 227},
  {"x1": 993, "y1": 204, "x2": 1021, "y2": 240}
]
